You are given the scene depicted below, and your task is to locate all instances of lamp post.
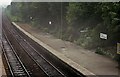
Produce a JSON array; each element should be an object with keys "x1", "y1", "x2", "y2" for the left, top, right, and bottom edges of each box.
[{"x1": 49, "y1": 21, "x2": 52, "y2": 25}]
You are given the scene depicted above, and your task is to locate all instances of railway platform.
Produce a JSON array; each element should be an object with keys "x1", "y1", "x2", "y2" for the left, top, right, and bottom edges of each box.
[
  {"x1": 0, "y1": 53, "x2": 6, "y2": 77},
  {"x1": 13, "y1": 22, "x2": 119, "y2": 77}
]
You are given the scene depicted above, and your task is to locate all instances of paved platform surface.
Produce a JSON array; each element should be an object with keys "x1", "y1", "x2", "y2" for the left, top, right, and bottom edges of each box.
[
  {"x1": 0, "y1": 53, "x2": 6, "y2": 77},
  {"x1": 13, "y1": 22, "x2": 120, "y2": 77}
]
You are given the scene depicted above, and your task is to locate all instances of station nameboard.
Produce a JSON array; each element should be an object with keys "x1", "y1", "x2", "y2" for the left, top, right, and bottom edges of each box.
[
  {"x1": 100, "y1": 33, "x2": 107, "y2": 40},
  {"x1": 117, "y1": 43, "x2": 120, "y2": 54}
]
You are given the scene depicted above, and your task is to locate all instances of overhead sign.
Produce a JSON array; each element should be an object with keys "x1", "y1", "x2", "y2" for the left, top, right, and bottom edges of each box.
[
  {"x1": 100, "y1": 33, "x2": 107, "y2": 40},
  {"x1": 117, "y1": 43, "x2": 120, "y2": 54}
]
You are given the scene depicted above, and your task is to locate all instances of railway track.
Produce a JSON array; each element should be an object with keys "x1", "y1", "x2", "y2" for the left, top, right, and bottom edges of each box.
[
  {"x1": 2, "y1": 15, "x2": 85, "y2": 77},
  {"x1": 2, "y1": 31, "x2": 31, "y2": 77},
  {"x1": 12, "y1": 30, "x2": 65, "y2": 76},
  {"x1": 3, "y1": 17, "x2": 66, "y2": 77},
  {"x1": 8, "y1": 26, "x2": 65, "y2": 77},
  {"x1": 3, "y1": 28, "x2": 49, "y2": 77}
]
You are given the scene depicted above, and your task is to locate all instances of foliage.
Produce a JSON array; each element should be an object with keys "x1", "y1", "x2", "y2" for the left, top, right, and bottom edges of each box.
[{"x1": 6, "y1": 2, "x2": 120, "y2": 59}]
